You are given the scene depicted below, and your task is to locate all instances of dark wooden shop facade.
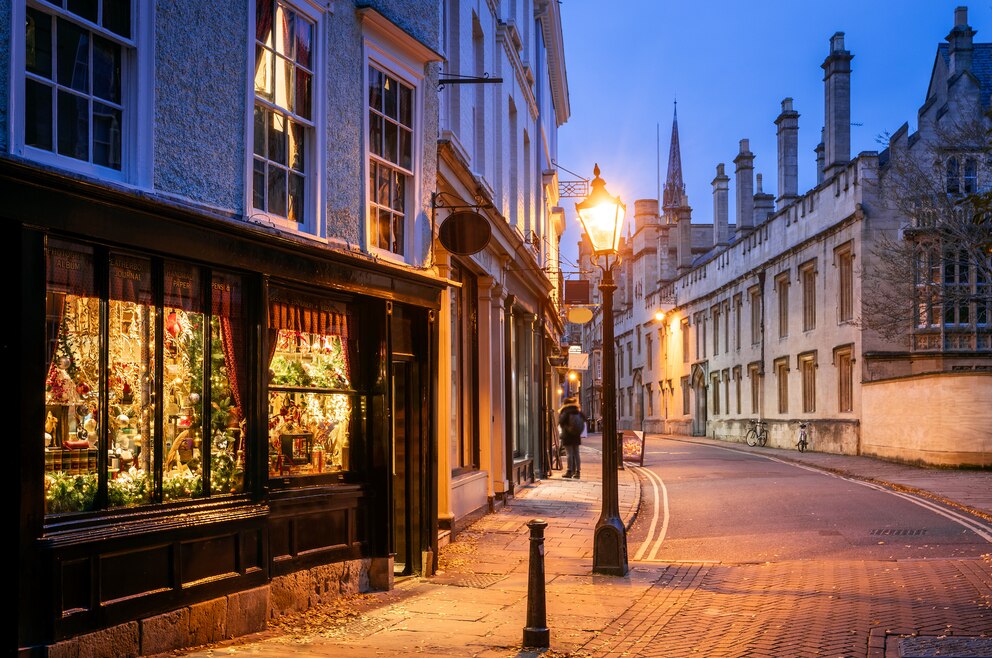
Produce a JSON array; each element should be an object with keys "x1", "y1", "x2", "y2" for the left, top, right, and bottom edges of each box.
[{"x1": 5, "y1": 159, "x2": 442, "y2": 654}]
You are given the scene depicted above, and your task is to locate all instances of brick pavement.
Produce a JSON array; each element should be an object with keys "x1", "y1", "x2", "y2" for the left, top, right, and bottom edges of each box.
[{"x1": 166, "y1": 437, "x2": 992, "y2": 658}]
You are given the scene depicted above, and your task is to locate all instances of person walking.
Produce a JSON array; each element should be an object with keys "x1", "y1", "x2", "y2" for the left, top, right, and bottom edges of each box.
[{"x1": 557, "y1": 397, "x2": 586, "y2": 479}]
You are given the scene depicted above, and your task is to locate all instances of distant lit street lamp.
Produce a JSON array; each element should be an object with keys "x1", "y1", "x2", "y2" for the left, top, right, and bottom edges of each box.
[{"x1": 575, "y1": 164, "x2": 628, "y2": 576}]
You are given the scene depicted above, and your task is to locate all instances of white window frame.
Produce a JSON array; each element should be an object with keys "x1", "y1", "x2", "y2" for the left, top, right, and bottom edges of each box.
[
  {"x1": 360, "y1": 9, "x2": 439, "y2": 265},
  {"x1": 246, "y1": 0, "x2": 326, "y2": 237},
  {"x1": 10, "y1": 0, "x2": 153, "y2": 186}
]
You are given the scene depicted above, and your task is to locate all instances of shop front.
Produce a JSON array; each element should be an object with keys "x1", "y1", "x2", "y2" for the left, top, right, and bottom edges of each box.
[{"x1": 7, "y1": 161, "x2": 440, "y2": 654}]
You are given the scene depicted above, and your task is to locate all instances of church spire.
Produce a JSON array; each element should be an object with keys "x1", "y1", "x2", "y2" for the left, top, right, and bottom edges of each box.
[{"x1": 662, "y1": 101, "x2": 686, "y2": 212}]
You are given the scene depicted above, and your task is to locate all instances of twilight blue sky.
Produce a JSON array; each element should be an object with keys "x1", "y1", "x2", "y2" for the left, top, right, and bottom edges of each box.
[{"x1": 555, "y1": 0, "x2": 992, "y2": 274}]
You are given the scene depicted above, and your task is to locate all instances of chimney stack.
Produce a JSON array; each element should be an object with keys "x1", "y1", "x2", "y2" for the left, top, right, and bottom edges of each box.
[
  {"x1": 734, "y1": 139, "x2": 755, "y2": 232},
  {"x1": 712, "y1": 163, "x2": 730, "y2": 246},
  {"x1": 753, "y1": 174, "x2": 775, "y2": 226},
  {"x1": 947, "y1": 6, "x2": 976, "y2": 75},
  {"x1": 775, "y1": 98, "x2": 800, "y2": 209},
  {"x1": 822, "y1": 32, "x2": 853, "y2": 180}
]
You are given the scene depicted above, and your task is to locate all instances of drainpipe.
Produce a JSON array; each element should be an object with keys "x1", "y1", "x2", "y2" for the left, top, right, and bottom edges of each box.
[{"x1": 757, "y1": 271, "x2": 766, "y2": 421}]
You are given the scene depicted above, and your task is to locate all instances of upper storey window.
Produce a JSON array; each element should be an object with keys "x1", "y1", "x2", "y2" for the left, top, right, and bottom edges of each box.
[
  {"x1": 17, "y1": 0, "x2": 148, "y2": 182},
  {"x1": 360, "y1": 8, "x2": 441, "y2": 263},
  {"x1": 252, "y1": 0, "x2": 320, "y2": 232},
  {"x1": 947, "y1": 157, "x2": 960, "y2": 195},
  {"x1": 368, "y1": 66, "x2": 414, "y2": 256},
  {"x1": 946, "y1": 156, "x2": 977, "y2": 196}
]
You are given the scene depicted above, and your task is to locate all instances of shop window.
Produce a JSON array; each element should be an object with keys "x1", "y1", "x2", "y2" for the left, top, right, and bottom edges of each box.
[
  {"x1": 15, "y1": 0, "x2": 150, "y2": 182},
  {"x1": 252, "y1": 0, "x2": 320, "y2": 230},
  {"x1": 267, "y1": 288, "x2": 354, "y2": 480},
  {"x1": 44, "y1": 240, "x2": 247, "y2": 515},
  {"x1": 450, "y1": 264, "x2": 479, "y2": 474}
]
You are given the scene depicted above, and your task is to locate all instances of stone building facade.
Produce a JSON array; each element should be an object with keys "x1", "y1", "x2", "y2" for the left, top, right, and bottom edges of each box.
[
  {"x1": 435, "y1": 0, "x2": 569, "y2": 537},
  {"x1": 576, "y1": 7, "x2": 991, "y2": 467}
]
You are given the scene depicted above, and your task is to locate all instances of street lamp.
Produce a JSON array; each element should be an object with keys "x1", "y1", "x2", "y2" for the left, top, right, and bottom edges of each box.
[{"x1": 576, "y1": 164, "x2": 628, "y2": 576}]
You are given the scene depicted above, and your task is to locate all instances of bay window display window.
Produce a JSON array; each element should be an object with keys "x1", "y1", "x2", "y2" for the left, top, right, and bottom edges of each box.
[
  {"x1": 45, "y1": 241, "x2": 101, "y2": 513},
  {"x1": 43, "y1": 239, "x2": 247, "y2": 515},
  {"x1": 107, "y1": 253, "x2": 155, "y2": 506},
  {"x1": 267, "y1": 289, "x2": 354, "y2": 480}
]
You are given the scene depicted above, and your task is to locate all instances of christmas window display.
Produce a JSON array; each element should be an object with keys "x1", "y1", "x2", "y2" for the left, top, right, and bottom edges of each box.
[
  {"x1": 44, "y1": 242, "x2": 101, "y2": 513},
  {"x1": 43, "y1": 240, "x2": 247, "y2": 515},
  {"x1": 267, "y1": 290, "x2": 353, "y2": 479}
]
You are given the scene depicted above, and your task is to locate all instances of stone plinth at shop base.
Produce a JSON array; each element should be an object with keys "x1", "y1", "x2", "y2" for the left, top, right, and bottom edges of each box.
[{"x1": 45, "y1": 558, "x2": 388, "y2": 658}]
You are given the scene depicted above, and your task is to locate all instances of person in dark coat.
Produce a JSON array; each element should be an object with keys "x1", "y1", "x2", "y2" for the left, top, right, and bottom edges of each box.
[{"x1": 557, "y1": 397, "x2": 586, "y2": 479}]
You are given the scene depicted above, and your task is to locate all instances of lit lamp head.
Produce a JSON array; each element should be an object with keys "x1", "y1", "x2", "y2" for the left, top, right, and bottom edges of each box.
[{"x1": 576, "y1": 164, "x2": 626, "y2": 257}]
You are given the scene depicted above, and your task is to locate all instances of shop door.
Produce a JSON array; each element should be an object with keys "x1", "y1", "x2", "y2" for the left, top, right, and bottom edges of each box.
[{"x1": 391, "y1": 358, "x2": 423, "y2": 576}]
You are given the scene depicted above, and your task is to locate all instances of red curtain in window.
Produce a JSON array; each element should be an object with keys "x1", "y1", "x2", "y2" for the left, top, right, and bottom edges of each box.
[
  {"x1": 213, "y1": 273, "x2": 246, "y2": 416},
  {"x1": 266, "y1": 289, "x2": 351, "y2": 377}
]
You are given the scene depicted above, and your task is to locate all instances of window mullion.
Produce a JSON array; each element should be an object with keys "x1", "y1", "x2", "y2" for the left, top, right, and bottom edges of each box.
[
  {"x1": 95, "y1": 246, "x2": 111, "y2": 509},
  {"x1": 152, "y1": 258, "x2": 165, "y2": 503}
]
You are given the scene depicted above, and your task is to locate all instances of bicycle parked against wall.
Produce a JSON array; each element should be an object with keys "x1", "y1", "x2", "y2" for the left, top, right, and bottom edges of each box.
[
  {"x1": 745, "y1": 419, "x2": 768, "y2": 447},
  {"x1": 797, "y1": 422, "x2": 810, "y2": 452}
]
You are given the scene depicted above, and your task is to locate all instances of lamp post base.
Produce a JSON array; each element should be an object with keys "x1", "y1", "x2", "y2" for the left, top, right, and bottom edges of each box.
[{"x1": 592, "y1": 515, "x2": 629, "y2": 576}]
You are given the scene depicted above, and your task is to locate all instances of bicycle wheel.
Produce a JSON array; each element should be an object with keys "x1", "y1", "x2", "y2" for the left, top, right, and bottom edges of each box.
[
  {"x1": 797, "y1": 433, "x2": 807, "y2": 452},
  {"x1": 745, "y1": 429, "x2": 757, "y2": 447},
  {"x1": 758, "y1": 430, "x2": 768, "y2": 447}
]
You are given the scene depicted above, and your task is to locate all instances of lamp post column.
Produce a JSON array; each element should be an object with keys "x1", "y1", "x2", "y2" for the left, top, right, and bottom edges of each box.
[{"x1": 593, "y1": 262, "x2": 628, "y2": 576}]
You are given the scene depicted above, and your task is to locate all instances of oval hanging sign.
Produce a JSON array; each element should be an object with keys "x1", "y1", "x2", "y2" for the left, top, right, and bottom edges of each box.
[
  {"x1": 438, "y1": 210, "x2": 492, "y2": 256},
  {"x1": 567, "y1": 307, "x2": 594, "y2": 324}
]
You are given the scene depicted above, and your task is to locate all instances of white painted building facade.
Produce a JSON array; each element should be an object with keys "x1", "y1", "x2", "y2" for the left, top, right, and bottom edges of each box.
[{"x1": 436, "y1": 0, "x2": 570, "y2": 537}]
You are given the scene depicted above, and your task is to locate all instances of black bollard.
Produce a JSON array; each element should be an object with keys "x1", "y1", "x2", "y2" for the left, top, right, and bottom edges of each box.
[
  {"x1": 522, "y1": 518, "x2": 550, "y2": 648},
  {"x1": 618, "y1": 431, "x2": 625, "y2": 470}
]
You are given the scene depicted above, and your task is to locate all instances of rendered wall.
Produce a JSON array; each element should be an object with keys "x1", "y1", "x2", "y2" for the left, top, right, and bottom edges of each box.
[
  {"x1": 861, "y1": 373, "x2": 992, "y2": 467},
  {"x1": 154, "y1": 1, "x2": 246, "y2": 209}
]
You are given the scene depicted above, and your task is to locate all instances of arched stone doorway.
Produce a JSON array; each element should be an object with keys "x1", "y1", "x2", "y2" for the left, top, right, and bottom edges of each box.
[
  {"x1": 690, "y1": 363, "x2": 708, "y2": 436},
  {"x1": 632, "y1": 371, "x2": 644, "y2": 431}
]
